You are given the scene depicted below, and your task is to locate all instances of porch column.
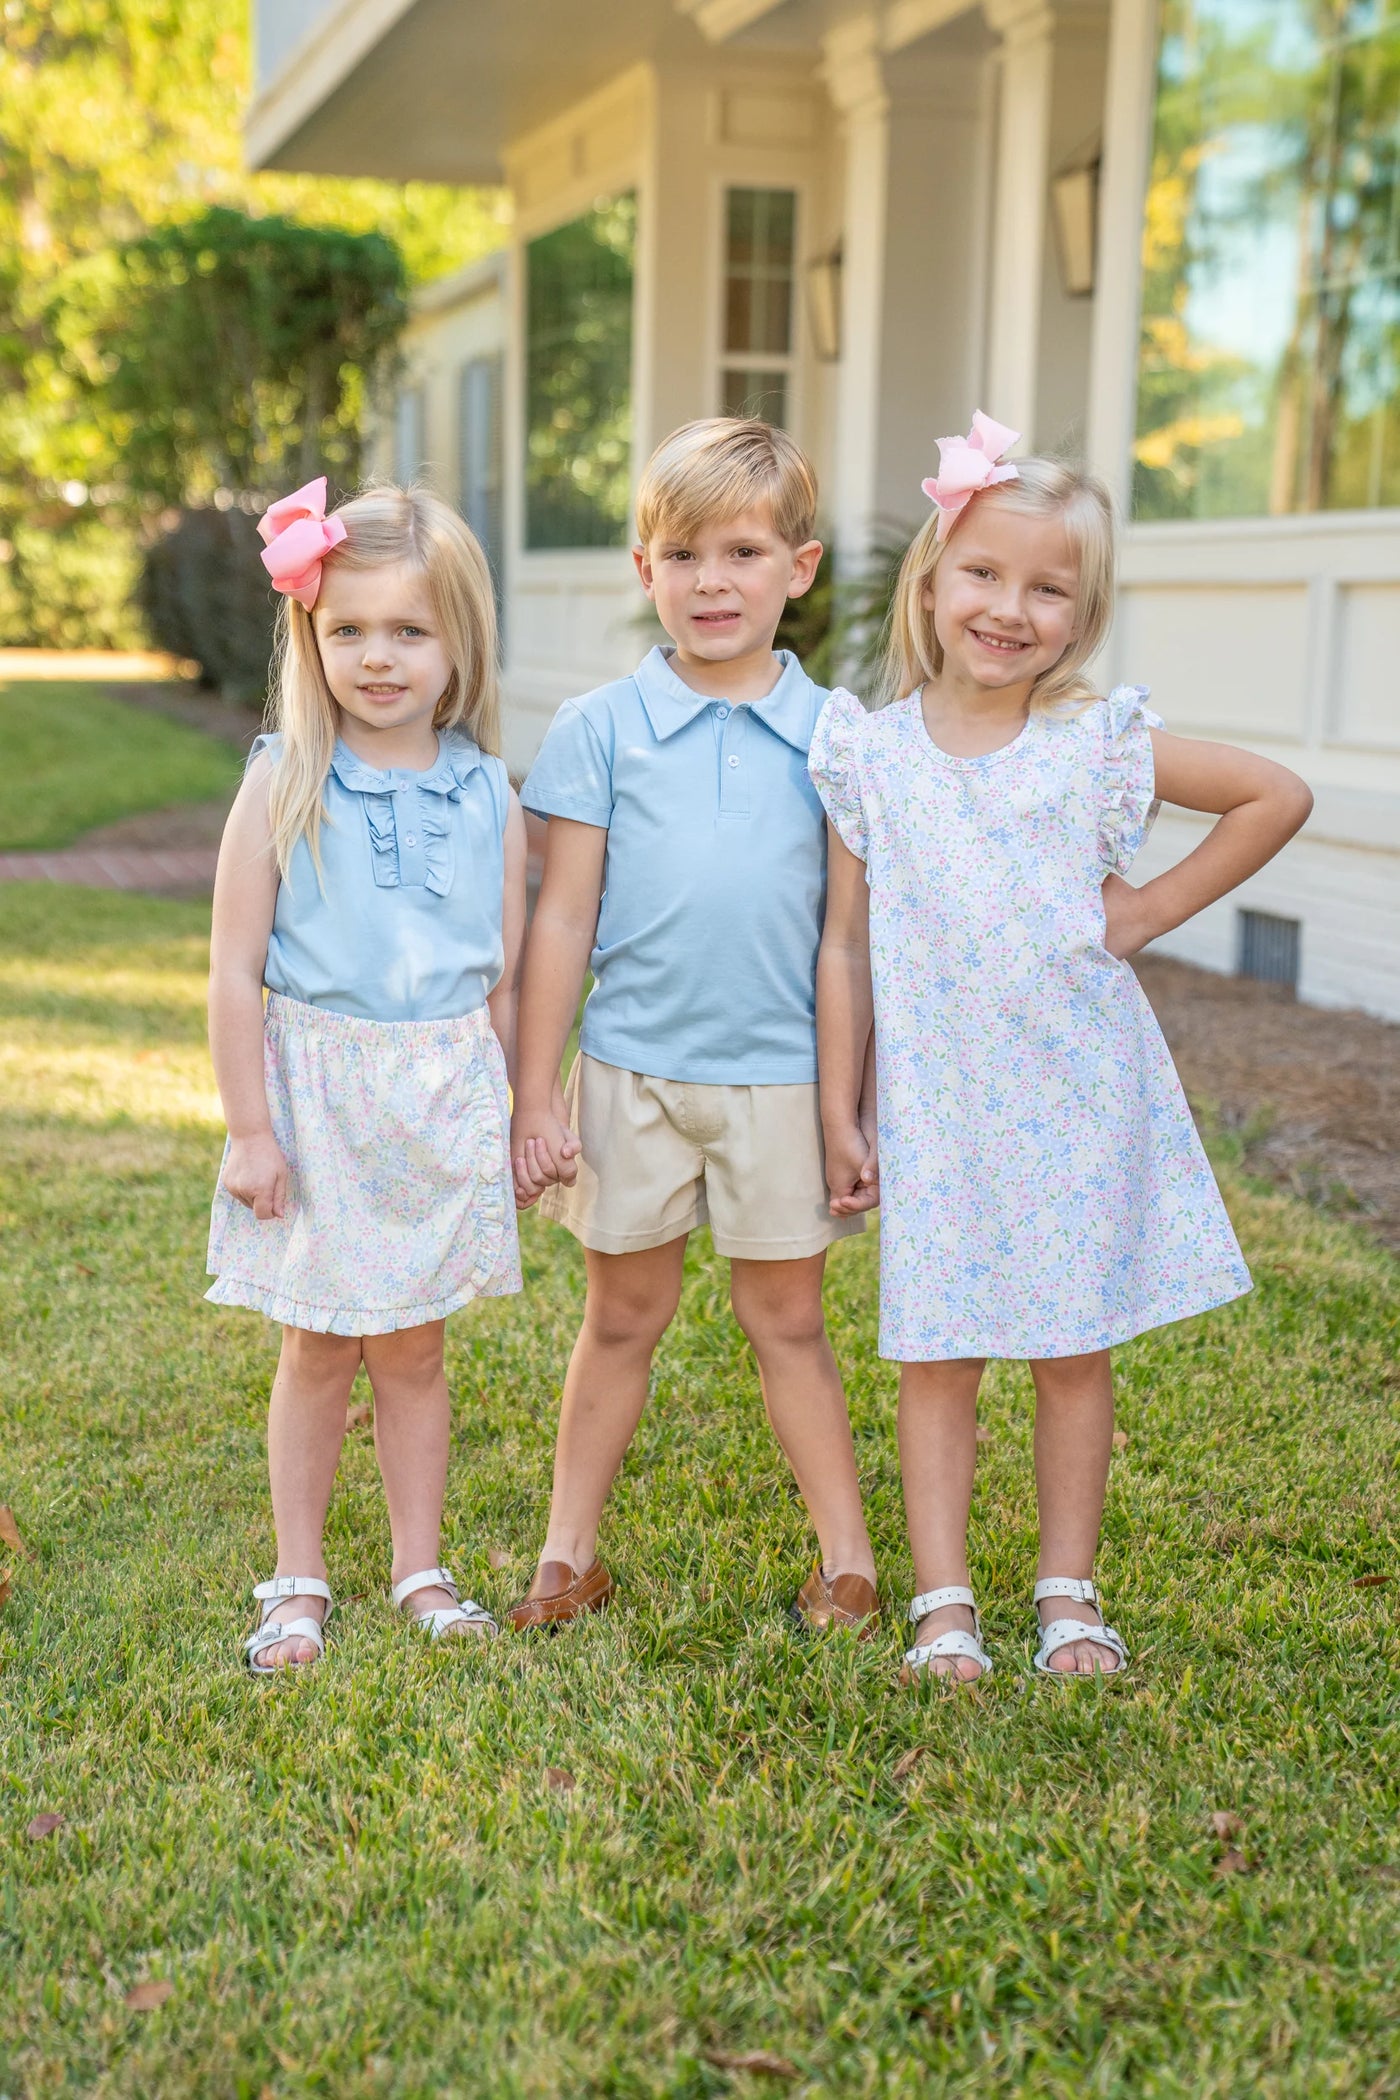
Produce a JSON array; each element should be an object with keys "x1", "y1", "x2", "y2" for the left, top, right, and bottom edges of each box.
[
  {"x1": 819, "y1": 17, "x2": 890, "y2": 573},
  {"x1": 983, "y1": 0, "x2": 1057, "y2": 442}
]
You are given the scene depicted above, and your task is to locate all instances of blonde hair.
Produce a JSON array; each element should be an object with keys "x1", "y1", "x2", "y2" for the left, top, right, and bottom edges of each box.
[
  {"x1": 882, "y1": 456, "x2": 1116, "y2": 714},
  {"x1": 635, "y1": 417, "x2": 818, "y2": 548},
  {"x1": 264, "y1": 483, "x2": 499, "y2": 881}
]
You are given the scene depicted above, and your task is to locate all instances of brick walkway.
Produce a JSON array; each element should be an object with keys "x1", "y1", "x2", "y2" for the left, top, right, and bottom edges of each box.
[
  {"x1": 0, "y1": 814, "x2": 544, "y2": 902},
  {"x1": 0, "y1": 845, "x2": 218, "y2": 894}
]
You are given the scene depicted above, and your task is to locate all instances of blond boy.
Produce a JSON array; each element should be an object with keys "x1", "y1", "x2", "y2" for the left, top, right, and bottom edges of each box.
[{"x1": 507, "y1": 418, "x2": 878, "y2": 1634}]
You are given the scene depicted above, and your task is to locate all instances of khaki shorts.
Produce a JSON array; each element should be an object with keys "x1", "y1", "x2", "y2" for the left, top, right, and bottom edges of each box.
[{"x1": 538, "y1": 1054, "x2": 865, "y2": 1261}]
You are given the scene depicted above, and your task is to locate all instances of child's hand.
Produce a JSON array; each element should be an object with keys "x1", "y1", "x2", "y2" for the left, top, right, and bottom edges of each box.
[
  {"x1": 826, "y1": 1119, "x2": 880, "y2": 1216},
  {"x1": 510, "y1": 1091, "x2": 581, "y2": 1210},
  {"x1": 221, "y1": 1132, "x2": 289, "y2": 1220},
  {"x1": 1102, "y1": 872, "x2": 1160, "y2": 960}
]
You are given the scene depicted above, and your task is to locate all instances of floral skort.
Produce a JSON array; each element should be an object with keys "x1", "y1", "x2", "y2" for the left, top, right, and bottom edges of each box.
[{"x1": 206, "y1": 993, "x2": 521, "y2": 1335}]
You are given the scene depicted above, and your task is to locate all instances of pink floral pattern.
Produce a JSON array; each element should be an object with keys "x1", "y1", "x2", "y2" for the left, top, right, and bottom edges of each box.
[
  {"x1": 207, "y1": 995, "x2": 520, "y2": 1336},
  {"x1": 809, "y1": 686, "x2": 1252, "y2": 1361}
]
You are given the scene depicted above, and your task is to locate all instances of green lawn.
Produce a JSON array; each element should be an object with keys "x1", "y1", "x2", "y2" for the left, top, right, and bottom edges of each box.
[
  {"x1": 0, "y1": 680, "x2": 240, "y2": 850},
  {"x1": 1, "y1": 884, "x2": 1397, "y2": 2098}
]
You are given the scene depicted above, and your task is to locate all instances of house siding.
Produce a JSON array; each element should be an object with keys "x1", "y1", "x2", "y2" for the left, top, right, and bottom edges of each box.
[
  {"x1": 1137, "y1": 814, "x2": 1400, "y2": 1024},
  {"x1": 251, "y1": 0, "x2": 1400, "y2": 1020}
]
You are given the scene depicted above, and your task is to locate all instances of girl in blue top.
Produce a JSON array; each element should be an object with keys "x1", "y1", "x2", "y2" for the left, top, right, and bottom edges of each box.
[{"x1": 207, "y1": 481, "x2": 526, "y2": 1673}]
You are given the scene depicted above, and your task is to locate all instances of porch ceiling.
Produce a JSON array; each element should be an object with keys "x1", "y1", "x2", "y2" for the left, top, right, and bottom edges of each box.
[
  {"x1": 248, "y1": 0, "x2": 697, "y2": 183},
  {"x1": 247, "y1": 0, "x2": 992, "y2": 181},
  {"x1": 681, "y1": 0, "x2": 984, "y2": 48}
]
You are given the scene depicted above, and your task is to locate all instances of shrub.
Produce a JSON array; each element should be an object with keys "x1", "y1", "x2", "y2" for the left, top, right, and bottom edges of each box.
[
  {"x1": 140, "y1": 506, "x2": 276, "y2": 703},
  {"x1": 775, "y1": 523, "x2": 912, "y2": 692},
  {"x1": 0, "y1": 513, "x2": 147, "y2": 650},
  {"x1": 99, "y1": 207, "x2": 408, "y2": 504},
  {"x1": 89, "y1": 206, "x2": 411, "y2": 701}
]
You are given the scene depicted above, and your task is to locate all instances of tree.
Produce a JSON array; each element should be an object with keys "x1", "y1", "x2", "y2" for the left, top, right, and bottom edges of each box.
[
  {"x1": 1133, "y1": 1, "x2": 1400, "y2": 522},
  {"x1": 72, "y1": 204, "x2": 414, "y2": 699},
  {"x1": 93, "y1": 206, "x2": 408, "y2": 503},
  {"x1": 524, "y1": 197, "x2": 638, "y2": 549},
  {"x1": 0, "y1": 0, "x2": 506, "y2": 646}
]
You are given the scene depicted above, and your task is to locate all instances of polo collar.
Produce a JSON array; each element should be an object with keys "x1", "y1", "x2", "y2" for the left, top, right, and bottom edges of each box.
[
  {"x1": 329, "y1": 731, "x2": 483, "y2": 797},
  {"x1": 633, "y1": 645, "x2": 815, "y2": 752}
]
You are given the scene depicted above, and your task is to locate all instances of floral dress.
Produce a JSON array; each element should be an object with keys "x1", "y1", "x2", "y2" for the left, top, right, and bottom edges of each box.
[{"x1": 808, "y1": 686, "x2": 1251, "y2": 1361}]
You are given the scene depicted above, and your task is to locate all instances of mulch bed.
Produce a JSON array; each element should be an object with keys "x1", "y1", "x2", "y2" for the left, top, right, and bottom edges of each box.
[{"x1": 1136, "y1": 956, "x2": 1400, "y2": 1252}]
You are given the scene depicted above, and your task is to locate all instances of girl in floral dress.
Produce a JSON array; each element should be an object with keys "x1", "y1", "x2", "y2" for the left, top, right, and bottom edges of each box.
[
  {"x1": 810, "y1": 415, "x2": 1312, "y2": 1684},
  {"x1": 207, "y1": 481, "x2": 525, "y2": 1672}
]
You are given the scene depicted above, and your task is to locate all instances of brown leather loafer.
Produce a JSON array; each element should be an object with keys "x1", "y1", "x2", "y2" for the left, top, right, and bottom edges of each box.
[
  {"x1": 791, "y1": 1563, "x2": 880, "y2": 1641},
  {"x1": 506, "y1": 1557, "x2": 615, "y2": 1632}
]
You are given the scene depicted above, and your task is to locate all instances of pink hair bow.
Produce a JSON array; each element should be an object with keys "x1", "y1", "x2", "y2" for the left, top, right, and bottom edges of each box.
[
  {"x1": 257, "y1": 476, "x2": 347, "y2": 609},
  {"x1": 921, "y1": 411, "x2": 1021, "y2": 542}
]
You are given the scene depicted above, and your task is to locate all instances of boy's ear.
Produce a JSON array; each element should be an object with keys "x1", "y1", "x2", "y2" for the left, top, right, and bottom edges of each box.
[
  {"x1": 632, "y1": 544, "x2": 656, "y2": 599},
  {"x1": 786, "y1": 538, "x2": 823, "y2": 601}
]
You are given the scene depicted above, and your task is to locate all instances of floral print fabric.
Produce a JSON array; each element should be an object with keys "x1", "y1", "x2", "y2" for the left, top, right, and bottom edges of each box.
[
  {"x1": 808, "y1": 685, "x2": 1252, "y2": 1361},
  {"x1": 207, "y1": 994, "x2": 521, "y2": 1336}
]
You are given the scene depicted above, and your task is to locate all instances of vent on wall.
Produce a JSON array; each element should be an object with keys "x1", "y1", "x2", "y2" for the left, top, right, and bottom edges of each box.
[{"x1": 1237, "y1": 909, "x2": 1301, "y2": 991}]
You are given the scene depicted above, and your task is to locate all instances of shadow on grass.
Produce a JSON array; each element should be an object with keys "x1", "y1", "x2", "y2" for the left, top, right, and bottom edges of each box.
[{"x1": 2, "y1": 886, "x2": 1399, "y2": 2094}]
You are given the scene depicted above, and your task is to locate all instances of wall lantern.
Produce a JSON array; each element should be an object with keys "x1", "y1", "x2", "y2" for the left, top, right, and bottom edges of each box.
[
  {"x1": 805, "y1": 243, "x2": 843, "y2": 361},
  {"x1": 1051, "y1": 144, "x2": 1100, "y2": 298}
]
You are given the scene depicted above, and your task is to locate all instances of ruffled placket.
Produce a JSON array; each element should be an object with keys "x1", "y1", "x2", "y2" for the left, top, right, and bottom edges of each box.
[{"x1": 329, "y1": 738, "x2": 483, "y2": 897}]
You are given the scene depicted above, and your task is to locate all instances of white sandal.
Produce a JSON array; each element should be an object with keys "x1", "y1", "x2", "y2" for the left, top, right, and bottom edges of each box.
[
  {"x1": 900, "y1": 1584, "x2": 993, "y2": 1683},
  {"x1": 393, "y1": 1566, "x2": 498, "y2": 1641},
  {"x1": 245, "y1": 1575, "x2": 334, "y2": 1674},
  {"x1": 1032, "y1": 1577, "x2": 1128, "y2": 1676}
]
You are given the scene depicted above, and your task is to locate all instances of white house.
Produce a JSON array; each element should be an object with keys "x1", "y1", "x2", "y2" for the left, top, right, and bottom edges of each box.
[{"x1": 248, "y1": 0, "x2": 1400, "y2": 1021}]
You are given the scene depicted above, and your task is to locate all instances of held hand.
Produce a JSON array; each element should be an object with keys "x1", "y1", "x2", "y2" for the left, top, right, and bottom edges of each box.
[
  {"x1": 221, "y1": 1132, "x2": 289, "y2": 1221},
  {"x1": 1102, "y1": 872, "x2": 1160, "y2": 961},
  {"x1": 513, "y1": 1137, "x2": 562, "y2": 1211},
  {"x1": 826, "y1": 1119, "x2": 880, "y2": 1216},
  {"x1": 510, "y1": 1093, "x2": 582, "y2": 1210}
]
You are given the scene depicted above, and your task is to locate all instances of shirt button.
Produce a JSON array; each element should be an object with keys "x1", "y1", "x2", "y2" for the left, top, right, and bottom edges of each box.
[
  {"x1": 727, "y1": 754, "x2": 740, "y2": 768},
  {"x1": 716, "y1": 705, "x2": 730, "y2": 720},
  {"x1": 403, "y1": 832, "x2": 418, "y2": 847}
]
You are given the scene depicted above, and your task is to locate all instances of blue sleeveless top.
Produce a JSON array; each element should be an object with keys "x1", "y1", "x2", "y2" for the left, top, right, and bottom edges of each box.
[{"x1": 252, "y1": 731, "x2": 510, "y2": 1023}]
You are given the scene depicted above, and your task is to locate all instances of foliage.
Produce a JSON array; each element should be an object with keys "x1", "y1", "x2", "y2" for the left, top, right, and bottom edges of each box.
[
  {"x1": 89, "y1": 206, "x2": 408, "y2": 505},
  {"x1": 773, "y1": 543, "x2": 837, "y2": 670},
  {"x1": 139, "y1": 508, "x2": 279, "y2": 705},
  {"x1": 1134, "y1": 2, "x2": 1400, "y2": 521},
  {"x1": 0, "y1": 0, "x2": 507, "y2": 646},
  {"x1": 1, "y1": 873, "x2": 1398, "y2": 2092},
  {"x1": 0, "y1": 512, "x2": 147, "y2": 651},
  {"x1": 524, "y1": 197, "x2": 637, "y2": 550},
  {"x1": 776, "y1": 524, "x2": 913, "y2": 694},
  {"x1": 0, "y1": 678, "x2": 239, "y2": 849},
  {"x1": 55, "y1": 200, "x2": 407, "y2": 693}
]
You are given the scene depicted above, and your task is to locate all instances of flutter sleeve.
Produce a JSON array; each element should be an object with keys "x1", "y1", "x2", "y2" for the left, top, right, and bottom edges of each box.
[
  {"x1": 807, "y1": 687, "x2": 871, "y2": 861},
  {"x1": 1099, "y1": 684, "x2": 1165, "y2": 875}
]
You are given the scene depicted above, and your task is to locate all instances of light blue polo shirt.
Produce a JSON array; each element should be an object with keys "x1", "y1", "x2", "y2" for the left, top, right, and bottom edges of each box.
[{"x1": 521, "y1": 645, "x2": 829, "y2": 1084}]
